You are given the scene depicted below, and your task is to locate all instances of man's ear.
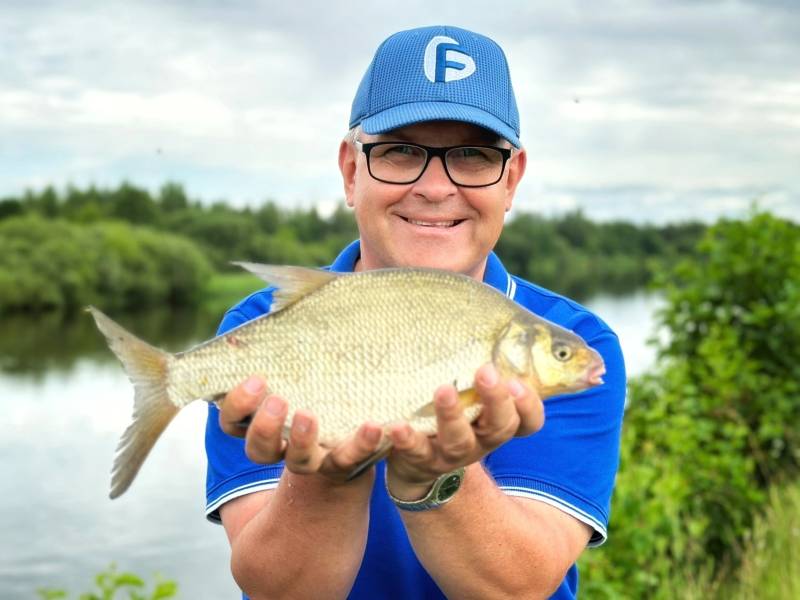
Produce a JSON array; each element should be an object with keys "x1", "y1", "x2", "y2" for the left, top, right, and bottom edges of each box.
[
  {"x1": 504, "y1": 147, "x2": 527, "y2": 212},
  {"x1": 338, "y1": 140, "x2": 357, "y2": 207}
]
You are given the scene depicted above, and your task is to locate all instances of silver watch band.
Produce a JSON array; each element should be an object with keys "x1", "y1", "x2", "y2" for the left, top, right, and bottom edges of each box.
[{"x1": 385, "y1": 468, "x2": 466, "y2": 512}]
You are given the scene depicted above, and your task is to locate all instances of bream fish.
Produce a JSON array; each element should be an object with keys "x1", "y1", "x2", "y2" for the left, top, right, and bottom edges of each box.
[{"x1": 88, "y1": 263, "x2": 606, "y2": 498}]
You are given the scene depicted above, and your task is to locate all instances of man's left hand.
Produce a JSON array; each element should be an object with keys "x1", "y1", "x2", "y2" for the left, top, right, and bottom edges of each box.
[{"x1": 385, "y1": 363, "x2": 544, "y2": 501}]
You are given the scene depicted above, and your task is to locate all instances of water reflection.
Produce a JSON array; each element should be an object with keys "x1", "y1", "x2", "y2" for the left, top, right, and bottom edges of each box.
[
  {"x1": 0, "y1": 293, "x2": 661, "y2": 598},
  {"x1": 0, "y1": 308, "x2": 221, "y2": 376}
]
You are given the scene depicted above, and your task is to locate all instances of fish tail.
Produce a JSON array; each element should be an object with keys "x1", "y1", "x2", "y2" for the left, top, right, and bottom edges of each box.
[{"x1": 86, "y1": 306, "x2": 179, "y2": 499}]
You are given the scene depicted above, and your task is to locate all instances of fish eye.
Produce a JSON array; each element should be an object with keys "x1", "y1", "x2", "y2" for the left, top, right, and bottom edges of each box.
[{"x1": 552, "y1": 343, "x2": 573, "y2": 362}]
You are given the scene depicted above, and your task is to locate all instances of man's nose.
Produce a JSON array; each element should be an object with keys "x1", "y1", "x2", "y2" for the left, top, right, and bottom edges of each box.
[{"x1": 412, "y1": 156, "x2": 458, "y2": 198}]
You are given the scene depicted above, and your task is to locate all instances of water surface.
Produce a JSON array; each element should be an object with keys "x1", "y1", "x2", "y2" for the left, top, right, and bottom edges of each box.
[{"x1": 0, "y1": 294, "x2": 661, "y2": 598}]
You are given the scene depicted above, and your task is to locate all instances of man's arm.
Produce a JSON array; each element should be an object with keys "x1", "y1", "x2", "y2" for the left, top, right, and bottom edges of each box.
[
  {"x1": 385, "y1": 365, "x2": 592, "y2": 598},
  {"x1": 216, "y1": 377, "x2": 382, "y2": 600},
  {"x1": 215, "y1": 364, "x2": 590, "y2": 599}
]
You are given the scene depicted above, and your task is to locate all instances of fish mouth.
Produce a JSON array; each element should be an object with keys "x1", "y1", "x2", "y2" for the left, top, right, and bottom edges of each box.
[
  {"x1": 584, "y1": 361, "x2": 606, "y2": 386},
  {"x1": 400, "y1": 216, "x2": 465, "y2": 228}
]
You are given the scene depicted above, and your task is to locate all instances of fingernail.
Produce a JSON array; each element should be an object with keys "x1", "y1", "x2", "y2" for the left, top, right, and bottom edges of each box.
[
  {"x1": 294, "y1": 414, "x2": 310, "y2": 434},
  {"x1": 244, "y1": 376, "x2": 264, "y2": 395},
  {"x1": 364, "y1": 427, "x2": 381, "y2": 445},
  {"x1": 265, "y1": 396, "x2": 284, "y2": 416},
  {"x1": 481, "y1": 365, "x2": 498, "y2": 387},
  {"x1": 439, "y1": 391, "x2": 457, "y2": 407},
  {"x1": 508, "y1": 379, "x2": 524, "y2": 398}
]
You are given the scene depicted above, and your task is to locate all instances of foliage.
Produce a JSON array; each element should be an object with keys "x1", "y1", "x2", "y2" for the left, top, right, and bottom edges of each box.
[
  {"x1": 1, "y1": 183, "x2": 704, "y2": 302},
  {"x1": 579, "y1": 211, "x2": 800, "y2": 598},
  {"x1": 496, "y1": 210, "x2": 703, "y2": 299},
  {"x1": 0, "y1": 215, "x2": 212, "y2": 314},
  {"x1": 37, "y1": 563, "x2": 177, "y2": 600}
]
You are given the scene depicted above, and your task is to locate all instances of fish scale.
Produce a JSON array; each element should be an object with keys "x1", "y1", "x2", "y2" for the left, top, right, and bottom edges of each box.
[
  {"x1": 88, "y1": 264, "x2": 605, "y2": 498},
  {"x1": 171, "y1": 269, "x2": 512, "y2": 443}
]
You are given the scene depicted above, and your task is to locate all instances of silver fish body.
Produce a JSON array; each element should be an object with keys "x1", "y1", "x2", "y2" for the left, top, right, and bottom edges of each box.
[{"x1": 89, "y1": 264, "x2": 605, "y2": 498}]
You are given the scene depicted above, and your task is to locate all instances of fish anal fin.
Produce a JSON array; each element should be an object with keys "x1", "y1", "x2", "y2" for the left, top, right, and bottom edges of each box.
[{"x1": 232, "y1": 263, "x2": 339, "y2": 314}]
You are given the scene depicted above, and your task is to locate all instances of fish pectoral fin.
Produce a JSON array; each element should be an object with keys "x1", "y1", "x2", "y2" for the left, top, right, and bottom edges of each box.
[
  {"x1": 411, "y1": 387, "x2": 479, "y2": 419},
  {"x1": 232, "y1": 263, "x2": 339, "y2": 313},
  {"x1": 346, "y1": 437, "x2": 394, "y2": 481}
]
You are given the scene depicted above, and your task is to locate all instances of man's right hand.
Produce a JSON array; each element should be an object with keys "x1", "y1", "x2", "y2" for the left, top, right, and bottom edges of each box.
[{"x1": 218, "y1": 375, "x2": 385, "y2": 484}]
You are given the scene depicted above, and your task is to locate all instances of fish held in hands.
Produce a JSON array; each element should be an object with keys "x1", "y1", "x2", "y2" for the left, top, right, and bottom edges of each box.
[{"x1": 88, "y1": 264, "x2": 605, "y2": 498}]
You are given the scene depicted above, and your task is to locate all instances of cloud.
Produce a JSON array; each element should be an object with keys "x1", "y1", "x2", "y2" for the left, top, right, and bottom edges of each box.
[{"x1": 0, "y1": 0, "x2": 797, "y2": 223}]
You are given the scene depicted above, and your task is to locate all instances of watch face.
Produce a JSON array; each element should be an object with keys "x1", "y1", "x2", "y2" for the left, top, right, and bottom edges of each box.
[{"x1": 436, "y1": 473, "x2": 462, "y2": 502}]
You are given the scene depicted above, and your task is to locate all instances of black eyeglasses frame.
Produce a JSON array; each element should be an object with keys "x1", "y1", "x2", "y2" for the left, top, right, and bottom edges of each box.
[{"x1": 354, "y1": 141, "x2": 513, "y2": 188}]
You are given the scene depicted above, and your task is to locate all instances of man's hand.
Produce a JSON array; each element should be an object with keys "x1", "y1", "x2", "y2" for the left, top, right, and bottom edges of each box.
[
  {"x1": 385, "y1": 363, "x2": 545, "y2": 501},
  {"x1": 218, "y1": 375, "x2": 385, "y2": 484}
]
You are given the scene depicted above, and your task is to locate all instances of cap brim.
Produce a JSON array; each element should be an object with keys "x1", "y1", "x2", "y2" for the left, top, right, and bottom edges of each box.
[{"x1": 360, "y1": 102, "x2": 521, "y2": 148}]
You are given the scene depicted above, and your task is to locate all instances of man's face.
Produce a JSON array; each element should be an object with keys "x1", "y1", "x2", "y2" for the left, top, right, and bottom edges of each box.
[{"x1": 338, "y1": 121, "x2": 526, "y2": 280}]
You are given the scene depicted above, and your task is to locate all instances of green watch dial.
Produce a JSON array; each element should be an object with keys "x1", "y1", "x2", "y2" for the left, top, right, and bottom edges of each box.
[{"x1": 436, "y1": 472, "x2": 463, "y2": 501}]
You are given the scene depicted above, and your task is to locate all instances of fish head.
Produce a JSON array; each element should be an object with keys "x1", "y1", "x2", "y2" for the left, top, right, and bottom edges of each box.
[{"x1": 493, "y1": 317, "x2": 606, "y2": 399}]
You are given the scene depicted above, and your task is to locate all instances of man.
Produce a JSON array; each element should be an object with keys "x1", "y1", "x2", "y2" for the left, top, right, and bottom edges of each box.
[{"x1": 205, "y1": 25, "x2": 625, "y2": 599}]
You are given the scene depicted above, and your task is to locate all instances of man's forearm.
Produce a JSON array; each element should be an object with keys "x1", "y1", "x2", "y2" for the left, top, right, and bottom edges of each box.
[
  {"x1": 399, "y1": 464, "x2": 584, "y2": 599},
  {"x1": 228, "y1": 470, "x2": 373, "y2": 600}
]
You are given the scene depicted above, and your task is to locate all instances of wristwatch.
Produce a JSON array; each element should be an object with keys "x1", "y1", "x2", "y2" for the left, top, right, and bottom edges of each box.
[{"x1": 386, "y1": 468, "x2": 466, "y2": 512}]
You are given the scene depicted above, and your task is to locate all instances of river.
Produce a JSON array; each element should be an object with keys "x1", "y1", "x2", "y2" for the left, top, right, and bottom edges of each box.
[{"x1": 0, "y1": 292, "x2": 661, "y2": 599}]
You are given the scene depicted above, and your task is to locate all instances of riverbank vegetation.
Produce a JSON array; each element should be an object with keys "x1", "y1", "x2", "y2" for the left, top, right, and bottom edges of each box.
[
  {"x1": 579, "y1": 211, "x2": 800, "y2": 598},
  {"x1": 0, "y1": 182, "x2": 705, "y2": 314}
]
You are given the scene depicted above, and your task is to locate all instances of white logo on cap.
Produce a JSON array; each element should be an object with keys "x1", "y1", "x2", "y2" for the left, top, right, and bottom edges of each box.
[{"x1": 423, "y1": 36, "x2": 476, "y2": 83}]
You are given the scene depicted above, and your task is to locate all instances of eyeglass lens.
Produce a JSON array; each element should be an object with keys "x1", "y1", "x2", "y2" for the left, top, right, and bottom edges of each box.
[{"x1": 367, "y1": 143, "x2": 506, "y2": 186}]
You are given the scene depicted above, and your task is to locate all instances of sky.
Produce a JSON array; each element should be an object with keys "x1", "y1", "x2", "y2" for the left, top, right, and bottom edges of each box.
[{"x1": 1, "y1": 0, "x2": 798, "y2": 224}]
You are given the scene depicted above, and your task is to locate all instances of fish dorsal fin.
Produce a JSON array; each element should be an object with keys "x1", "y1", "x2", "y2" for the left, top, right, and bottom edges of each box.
[{"x1": 232, "y1": 262, "x2": 339, "y2": 313}]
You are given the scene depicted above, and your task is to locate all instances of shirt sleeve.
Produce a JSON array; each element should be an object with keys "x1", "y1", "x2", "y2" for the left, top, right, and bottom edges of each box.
[
  {"x1": 484, "y1": 315, "x2": 626, "y2": 546},
  {"x1": 204, "y1": 303, "x2": 285, "y2": 523}
]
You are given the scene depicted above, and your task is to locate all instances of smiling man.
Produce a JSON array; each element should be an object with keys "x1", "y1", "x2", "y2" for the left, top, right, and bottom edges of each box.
[{"x1": 205, "y1": 26, "x2": 626, "y2": 599}]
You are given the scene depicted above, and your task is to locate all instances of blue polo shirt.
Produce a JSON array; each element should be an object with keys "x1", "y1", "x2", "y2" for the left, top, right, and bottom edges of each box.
[{"x1": 205, "y1": 240, "x2": 626, "y2": 599}]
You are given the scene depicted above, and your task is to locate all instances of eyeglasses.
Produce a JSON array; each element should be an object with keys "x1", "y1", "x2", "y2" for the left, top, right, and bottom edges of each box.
[{"x1": 354, "y1": 141, "x2": 512, "y2": 188}]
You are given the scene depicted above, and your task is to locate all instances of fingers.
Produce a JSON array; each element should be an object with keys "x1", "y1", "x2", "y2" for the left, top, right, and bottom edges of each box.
[
  {"x1": 244, "y1": 394, "x2": 289, "y2": 464},
  {"x1": 218, "y1": 375, "x2": 269, "y2": 438},
  {"x1": 510, "y1": 379, "x2": 545, "y2": 437},
  {"x1": 324, "y1": 422, "x2": 384, "y2": 474},
  {"x1": 389, "y1": 422, "x2": 435, "y2": 467},
  {"x1": 283, "y1": 411, "x2": 327, "y2": 473},
  {"x1": 473, "y1": 364, "x2": 520, "y2": 445},
  {"x1": 432, "y1": 385, "x2": 476, "y2": 464}
]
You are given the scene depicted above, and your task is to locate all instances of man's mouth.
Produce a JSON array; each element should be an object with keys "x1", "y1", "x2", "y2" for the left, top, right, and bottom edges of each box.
[{"x1": 402, "y1": 217, "x2": 464, "y2": 228}]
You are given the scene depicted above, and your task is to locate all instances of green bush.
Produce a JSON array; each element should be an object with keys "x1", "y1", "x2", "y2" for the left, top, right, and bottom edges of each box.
[
  {"x1": 0, "y1": 216, "x2": 212, "y2": 314},
  {"x1": 37, "y1": 563, "x2": 177, "y2": 600},
  {"x1": 580, "y1": 211, "x2": 800, "y2": 598}
]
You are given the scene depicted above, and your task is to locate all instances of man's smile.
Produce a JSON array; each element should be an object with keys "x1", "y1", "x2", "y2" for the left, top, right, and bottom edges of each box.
[{"x1": 398, "y1": 216, "x2": 466, "y2": 228}]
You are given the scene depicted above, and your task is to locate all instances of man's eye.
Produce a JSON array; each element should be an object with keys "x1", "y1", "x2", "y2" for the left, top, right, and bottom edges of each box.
[
  {"x1": 452, "y1": 147, "x2": 494, "y2": 162},
  {"x1": 385, "y1": 144, "x2": 417, "y2": 156}
]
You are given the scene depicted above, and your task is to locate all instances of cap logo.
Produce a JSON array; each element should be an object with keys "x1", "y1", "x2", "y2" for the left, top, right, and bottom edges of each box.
[{"x1": 423, "y1": 35, "x2": 476, "y2": 83}]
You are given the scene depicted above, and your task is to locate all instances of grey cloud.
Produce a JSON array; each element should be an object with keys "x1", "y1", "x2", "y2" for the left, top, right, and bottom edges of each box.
[{"x1": 1, "y1": 0, "x2": 797, "y2": 223}]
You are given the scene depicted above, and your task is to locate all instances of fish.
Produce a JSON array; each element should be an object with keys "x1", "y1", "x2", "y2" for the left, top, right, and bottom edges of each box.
[{"x1": 88, "y1": 263, "x2": 606, "y2": 498}]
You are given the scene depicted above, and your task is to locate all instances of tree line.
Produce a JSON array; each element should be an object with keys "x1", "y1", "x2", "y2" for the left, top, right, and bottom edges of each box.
[{"x1": 0, "y1": 181, "x2": 706, "y2": 313}]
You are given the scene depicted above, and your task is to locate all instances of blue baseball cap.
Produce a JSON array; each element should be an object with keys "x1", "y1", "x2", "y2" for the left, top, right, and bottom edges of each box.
[{"x1": 349, "y1": 26, "x2": 521, "y2": 147}]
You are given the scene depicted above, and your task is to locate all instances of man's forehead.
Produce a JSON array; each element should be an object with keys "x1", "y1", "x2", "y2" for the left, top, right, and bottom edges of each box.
[{"x1": 371, "y1": 121, "x2": 504, "y2": 145}]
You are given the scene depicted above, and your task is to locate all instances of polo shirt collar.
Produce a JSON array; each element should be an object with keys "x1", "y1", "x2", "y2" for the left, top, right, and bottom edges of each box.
[{"x1": 330, "y1": 240, "x2": 516, "y2": 300}]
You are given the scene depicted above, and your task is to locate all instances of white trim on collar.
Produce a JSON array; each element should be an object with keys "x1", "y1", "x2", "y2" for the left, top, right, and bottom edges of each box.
[{"x1": 506, "y1": 274, "x2": 517, "y2": 299}]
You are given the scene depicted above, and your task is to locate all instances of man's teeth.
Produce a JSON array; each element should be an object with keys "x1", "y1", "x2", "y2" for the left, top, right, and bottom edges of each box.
[{"x1": 406, "y1": 218, "x2": 458, "y2": 228}]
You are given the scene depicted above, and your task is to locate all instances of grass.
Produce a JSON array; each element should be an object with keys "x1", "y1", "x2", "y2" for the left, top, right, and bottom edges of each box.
[
  {"x1": 660, "y1": 478, "x2": 800, "y2": 599},
  {"x1": 728, "y1": 479, "x2": 800, "y2": 599}
]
